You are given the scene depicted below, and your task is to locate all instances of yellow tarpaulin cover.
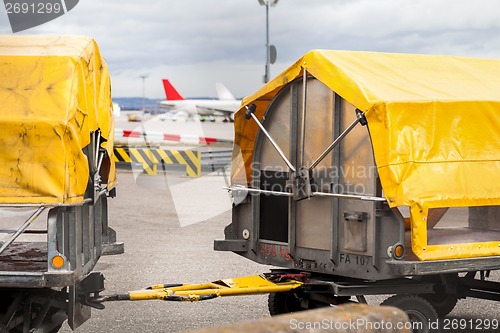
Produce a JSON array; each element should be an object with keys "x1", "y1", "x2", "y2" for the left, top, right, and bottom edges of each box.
[
  {"x1": 233, "y1": 50, "x2": 500, "y2": 260},
  {"x1": 0, "y1": 35, "x2": 116, "y2": 205}
]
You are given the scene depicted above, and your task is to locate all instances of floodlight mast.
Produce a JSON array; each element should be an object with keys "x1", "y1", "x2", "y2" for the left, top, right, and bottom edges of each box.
[
  {"x1": 258, "y1": 0, "x2": 279, "y2": 83},
  {"x1": 139, "y1": 74, "x2": 149, "y2": 111}
]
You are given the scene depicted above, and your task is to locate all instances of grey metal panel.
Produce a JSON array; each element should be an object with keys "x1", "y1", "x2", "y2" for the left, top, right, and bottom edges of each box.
[
  {"x1": 294, "y1": 79, "x2": 334, "y2": 250},
  {"x1": 296, "y1": 198, "x2": 332, "y2": 250},
  {"x1": 338, "y1": 99, "x2": 377, "y2": 195},
  {"x1": 337, "y1": 99, "x2": 376, "y2": 257},
  {"x1": 213, "y1": 239, "x2": 248, "y2": 252},
  {"x1": 68, "y1": 283, "x2": 91, "y2": 330},
  {"x1": 300, "y1": 79, "x2": 334, "y2": 170},
  {"x1": 251, "y1": 85, "x2": 295, "y2": 249},
  {"x1": 258, "y1": 88, "x2": 292, "y2": 172},
  {"x1": 222, "y1": 76, "x2": 403, "y2": 280}
]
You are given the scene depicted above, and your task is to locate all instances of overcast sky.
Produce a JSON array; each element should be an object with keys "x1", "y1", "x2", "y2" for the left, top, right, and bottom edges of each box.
[{"x1": 1, "y1": 0, "x2": 500, "y2": 99}]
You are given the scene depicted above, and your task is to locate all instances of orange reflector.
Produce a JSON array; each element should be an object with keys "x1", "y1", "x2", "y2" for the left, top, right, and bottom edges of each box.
[
  {"x1": 394, "y1": 244, "x2": 405, "y2": 259},
  {"x1": 51, "y1": 255, "x2": 65, "y2": 269}
]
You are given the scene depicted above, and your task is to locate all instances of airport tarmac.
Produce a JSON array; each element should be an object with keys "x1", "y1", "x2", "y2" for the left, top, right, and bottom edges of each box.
[
  {"x1": 58, "y1": 168, "x2": 500, "y2": 333},
  {"x1": 61, "y1": 169, "x2": 271, "y2": 333}
]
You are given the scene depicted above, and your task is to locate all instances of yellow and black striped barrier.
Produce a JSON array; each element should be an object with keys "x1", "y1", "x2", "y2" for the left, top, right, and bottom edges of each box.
[{"x1": 113, "y1": 146, "x2": 201, "y2": 177}]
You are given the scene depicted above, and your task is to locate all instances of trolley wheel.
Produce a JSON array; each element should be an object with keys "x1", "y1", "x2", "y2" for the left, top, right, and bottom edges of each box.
[
  {"x1": 421, "y1": 291, "x2": 457, "y2": 318},
  {"x1": 268, "y1": 291, "x2": 304, "y2": 316},
  {"x1": 381, "y1": 295, "x2": 439, "y2": 333},
  {"x1": 419, "y1": 275, "x2": 458, "y2": 317}
]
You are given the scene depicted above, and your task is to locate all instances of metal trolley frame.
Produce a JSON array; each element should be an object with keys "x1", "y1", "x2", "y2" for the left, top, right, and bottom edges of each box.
[
  {"x1": 210, "y1": 73, "x2": 500, "y2": 331},
  {"x1": 0, "y1": 132, "x2": 123, "y2": 332}
]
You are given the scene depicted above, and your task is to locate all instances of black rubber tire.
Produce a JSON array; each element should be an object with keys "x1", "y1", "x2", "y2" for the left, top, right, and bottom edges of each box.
[
  {"x1": 418, "y1": 275, "x2": 458, "y2": 317},
  {"x1": 268, "y1": 291, "x2": 304, "y2": 316},
  {"x1": 421, "y1": 292, "x2": 458, "y2": 318},
  {"x1": 381, "y1": 295, "x2": 439, "y2": 333}
]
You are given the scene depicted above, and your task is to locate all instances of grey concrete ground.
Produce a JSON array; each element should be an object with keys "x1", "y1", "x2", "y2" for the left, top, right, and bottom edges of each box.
[
  {"x1": 61, "y1": 169, "x2": 270, "y2": 333},
  {"x1": 59, "y1": 168, "x2": 500, "y2": 333}
]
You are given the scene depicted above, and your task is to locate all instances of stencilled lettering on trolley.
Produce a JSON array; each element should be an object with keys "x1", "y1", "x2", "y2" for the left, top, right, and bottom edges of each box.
[
  {"x1": 259, "y1": 242, "x2": 291, "y2": 261},
  {"x1": 339, "y1": 253, "x2": 370, "y2": 266}
]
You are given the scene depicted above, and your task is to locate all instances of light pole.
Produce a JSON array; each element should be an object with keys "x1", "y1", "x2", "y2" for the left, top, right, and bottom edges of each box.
[
  {"x1": 138, "y1": 74, "x2": 150, "y2": 146},
  {"x1": 258, "y1": 0, "x2": 278, "y2": 83},
  {"x1": 139, "y1": 74, "x2": 148, "y2": 111}
]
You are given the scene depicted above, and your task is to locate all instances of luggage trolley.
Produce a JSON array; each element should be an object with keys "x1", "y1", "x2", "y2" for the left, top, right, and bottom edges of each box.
[
  {"x1": 210, "y1": 51, "x2": 500, "y2": 330},
  {"x1": 98, "y1": 51, "x2": 500, "y2": 333},
  {"x1": 0, "y1": 36, "x2": 122, "y2": 332}
]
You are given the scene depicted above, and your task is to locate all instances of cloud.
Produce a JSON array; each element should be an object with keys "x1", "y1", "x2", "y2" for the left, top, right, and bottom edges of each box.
[
  {"x1": 268, "y1": 0, "x2": 500, "y2": 59},
  {"x1": 2, "y1": 0, "x2": 500, "y2": 98}
]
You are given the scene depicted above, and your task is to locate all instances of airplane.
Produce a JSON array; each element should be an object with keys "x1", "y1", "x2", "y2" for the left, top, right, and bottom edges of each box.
[
  {"x1": 159, "y1": 79, "x2": 241, "y2": 122},
  {"x1": 112, "y1": 102, "x2": 121, "y2": 117}
]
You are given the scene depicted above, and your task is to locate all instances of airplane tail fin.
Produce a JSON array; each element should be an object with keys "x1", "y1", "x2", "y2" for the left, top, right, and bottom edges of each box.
[
  {"x1": 162, "y1": 79, "x2": 184, "y2": 100},
  {"x1": 215, "y1": 82, "x2": 236, "y2": 100}
]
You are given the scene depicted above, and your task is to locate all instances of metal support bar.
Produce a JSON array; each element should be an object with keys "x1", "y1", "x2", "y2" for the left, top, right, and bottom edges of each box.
[
  {"x1": 94, "y1": 131, "x2": 101, "y2": 170},
  {"x1": 300, "y1": 69, "x2": 307, "y2": 167},
  {"x1": 30, "y1": 299, "x2": 51, "y2": 330},
  {"x1": 47, "y1": 208, "x2": 69, "y2": 272},
  {"x1": 225, "y1": 186, "x2": 384, "y2": 202},
  {"x1": 0, "y1": 207, "x2": 46, "y2": 255},
  {"x1": 97, "y1": 152, "x2": 105, "y2": 178},
  {"x1": 312, "y1": 191, "x2": 386, "y2": 202},
  {"x1": 331, "y1": 280, "x2": 434, "y2": 296},
  {"x1": 224, "y1": 186, "x2": 293, "y2": 197},
  {"x1": 0, "y1": 292, "x2": 23, "y2": 328},
  {"x1": 356, "y1": 295, "x2": 367, "y2": 303},
  {"x1": 245, "y1": 104, "x2": 296, "y2": 172},
  {"x1": 308, "y1": 109, "x2": 366, "y2": 171},
  {"x1": 463, "y1": 289, "x2": 500, "y2": 302}
]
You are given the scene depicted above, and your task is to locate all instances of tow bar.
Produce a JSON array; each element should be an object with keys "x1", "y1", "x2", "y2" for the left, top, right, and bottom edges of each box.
[{"x1": 94, "y1": 273, "x2": 307, "y2": 303}]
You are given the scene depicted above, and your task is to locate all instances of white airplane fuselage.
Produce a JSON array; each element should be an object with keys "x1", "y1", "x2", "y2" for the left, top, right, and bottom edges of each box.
[
  {"x1": 159, "y1": 99, "x2": 241, "y2": 116},
  {"x1": 160, "y1": 79, "x2": 241, "y2": 120}
]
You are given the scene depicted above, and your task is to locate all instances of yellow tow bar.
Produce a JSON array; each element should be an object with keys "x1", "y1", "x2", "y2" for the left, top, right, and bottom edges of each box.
[{"x1": 97, "y1": 273, "x2": 306, "y2": 303}]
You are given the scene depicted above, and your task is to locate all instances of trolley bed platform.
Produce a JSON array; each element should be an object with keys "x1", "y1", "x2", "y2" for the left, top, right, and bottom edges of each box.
[
  {"x1": 0, "y1": 241, "x2": 47, "y2": 272},
  {"x1": 388, "y1": 256, "x2": 500, "y2": 276},
  {"x1": 0, "y1": 241, "x2": 78, "y2": 288},
  {"x1": 397, "y1": 228, "x2": 500, "y2": 275}
]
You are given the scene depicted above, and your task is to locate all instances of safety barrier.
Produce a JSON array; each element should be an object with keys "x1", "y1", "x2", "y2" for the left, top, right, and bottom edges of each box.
[
  {"x1": 113, "y1": 146, "x2": 201, "y2": 177},
  {"x1": 115, "y1": 128, "x2": 232, "y2": 145},
  {"x1": 200, "y1": 150, "x2": 232, "y2": 173}
]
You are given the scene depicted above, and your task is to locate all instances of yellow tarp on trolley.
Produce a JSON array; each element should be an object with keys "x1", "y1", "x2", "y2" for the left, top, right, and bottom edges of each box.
[
  {"x1": 233, "y1": 50, "x2": 500, "y2": 260},
  {"x1": 0, "y1": 35, "x2": 115, "y2": 205}
]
